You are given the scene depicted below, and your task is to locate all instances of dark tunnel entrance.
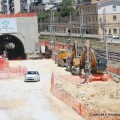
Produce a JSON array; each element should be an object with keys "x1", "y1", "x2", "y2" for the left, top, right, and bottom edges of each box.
[{"x1": 0, "y1": 34, "x2": 26, "y2": 60}]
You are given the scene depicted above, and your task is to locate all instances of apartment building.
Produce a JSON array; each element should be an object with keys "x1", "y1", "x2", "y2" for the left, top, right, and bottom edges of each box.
[
  {"x1": 78, "y1": 0, "x2": 120, "y2": 35},
  {"x1": 0, "y1": 0, "x2": 37, "y2": 14}
]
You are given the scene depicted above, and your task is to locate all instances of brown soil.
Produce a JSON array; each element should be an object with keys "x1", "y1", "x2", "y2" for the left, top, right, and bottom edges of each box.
[{"x1": 53, "y1": 73, "x2": 120, "y2": 119}]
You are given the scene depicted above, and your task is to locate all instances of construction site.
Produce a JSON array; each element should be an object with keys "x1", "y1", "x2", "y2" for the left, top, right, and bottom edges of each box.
[
  {"x1": 0, "y1": 15, "x2": 119, "y2": 120},
  {"x1": 0, "y1": 35, "x2": 120, "y2": 120},
  {"x1": 42, "y1": 38, "x2": 120, "y2": 120}
]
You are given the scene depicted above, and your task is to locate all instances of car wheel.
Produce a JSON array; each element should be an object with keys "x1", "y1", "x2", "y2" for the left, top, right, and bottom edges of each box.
[{"x1": 38, "y1": 78, "x2": 40, "y2": 81}]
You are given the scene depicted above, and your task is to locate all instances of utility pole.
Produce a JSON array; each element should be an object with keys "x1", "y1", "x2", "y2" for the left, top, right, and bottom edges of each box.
[
  {"x1": 80, "y1": 8, "x2": 84, "y2": 46},
  {"x1": 68, "y1": 12, "x2": 72, "y2": 43},
  {"x1": 49, "y1": 8, "x2": 56, "y2": 49},
  {"x1": 119, "y1": 21, "x2": 120, "y2": 40},
  {"x1": 52, "y1": 9, "x2": 56, "y2": 49},
  {"x1": 103, "y1": 8, "x2": 108, "y2": 66},
  {"x1": 79, "y1": 11, "x2": 81, "y2": 39},
  {"x1": 84, "y1": 40, "x2": 90, "y2": 83}
]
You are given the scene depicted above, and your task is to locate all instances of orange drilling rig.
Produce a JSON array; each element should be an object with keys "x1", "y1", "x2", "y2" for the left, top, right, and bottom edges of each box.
[{"x1": 66, "y1": 40, "x2": 110, "y2": 82}]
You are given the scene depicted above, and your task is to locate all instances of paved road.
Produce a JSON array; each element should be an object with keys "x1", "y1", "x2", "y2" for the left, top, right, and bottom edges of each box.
[{"x1": 0, "y1": 60, "x2": 84, "y2": 120}]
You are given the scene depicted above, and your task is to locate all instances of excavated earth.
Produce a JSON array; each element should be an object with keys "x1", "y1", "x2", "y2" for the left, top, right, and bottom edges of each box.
[
  {"x1": 53, "y1": 73, "x2": 120, "y2": 120},
  {"x1": 40, "y1": 39, "x2": 120, "y2": 120}
]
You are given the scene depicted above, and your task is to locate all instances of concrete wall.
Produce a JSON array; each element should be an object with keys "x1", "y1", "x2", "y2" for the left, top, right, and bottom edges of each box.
[
  {"x1": 0, "y1": 13, "x2": 38, "y2": 54},
  {"x1": 16, "y1": 16, "x2": 38, "y2": 53}
]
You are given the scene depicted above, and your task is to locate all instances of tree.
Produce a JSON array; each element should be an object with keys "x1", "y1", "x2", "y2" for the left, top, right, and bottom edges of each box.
[
  {"x1": 38, "y1": 0, "x2": 79, "y2": 21},
  {"x1": 60, "y1": 0, "x2": 77, "y2": 17},
  {"x1": 38, "y1": 11, "x2": 49, "y2": 22}
]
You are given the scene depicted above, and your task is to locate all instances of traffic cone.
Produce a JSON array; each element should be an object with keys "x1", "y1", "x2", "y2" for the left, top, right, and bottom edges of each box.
[
  {"x1": 79, "y1": 103, "x2": 83, "y2": 115},
  {"x1": 51, "y1": 72, "x2": 54, "y2": 90}
]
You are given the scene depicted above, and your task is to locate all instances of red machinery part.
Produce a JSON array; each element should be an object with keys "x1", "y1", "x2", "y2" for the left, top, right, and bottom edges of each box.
[{"x1": 89, "y1": 74, "x2": 112, "y2": 82}]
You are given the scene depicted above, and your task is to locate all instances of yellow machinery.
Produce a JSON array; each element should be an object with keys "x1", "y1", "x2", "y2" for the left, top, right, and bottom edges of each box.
[
  {"x1": 58, "y1": 49, "x2": 72, "y2": 67},
  {"x1": 66, "y1": 42, "x2": 81, "y2": 75}
]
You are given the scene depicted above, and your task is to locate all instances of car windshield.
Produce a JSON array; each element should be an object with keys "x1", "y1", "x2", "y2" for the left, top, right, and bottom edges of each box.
[{"x1": 27, "y1": 71, "x2": 37, "y2": 74}]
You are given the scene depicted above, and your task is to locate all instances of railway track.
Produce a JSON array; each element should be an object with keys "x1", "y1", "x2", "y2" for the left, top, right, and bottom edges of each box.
[
  {"x1": 76, "y1": 45, "x2": 120, "y2": 62},
  {"x1": 95, "y1": 49, "x2": 120, "y2": 62}
]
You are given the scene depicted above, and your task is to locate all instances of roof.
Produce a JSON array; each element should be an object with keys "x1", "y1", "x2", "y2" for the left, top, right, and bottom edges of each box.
[
  {"x1": 0, "y1": 13, "x2": 37, "y2": 18},
  {"x1": 79, "y1": 0, "x2": 118, "y2": 5}
]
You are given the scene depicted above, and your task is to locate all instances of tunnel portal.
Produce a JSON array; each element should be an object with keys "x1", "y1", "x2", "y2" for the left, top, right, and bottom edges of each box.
[{"x1": 0, "y1": 34, "x2": 26, "y2": 60}]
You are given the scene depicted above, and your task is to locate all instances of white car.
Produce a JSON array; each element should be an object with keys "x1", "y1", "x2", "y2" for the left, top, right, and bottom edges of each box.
[
  {"x1": 24, "y1": 71, "x2": 40, "y2": 82},
  {"x1": 112, "y1": 35, "x2": 119, "y2": 39}
]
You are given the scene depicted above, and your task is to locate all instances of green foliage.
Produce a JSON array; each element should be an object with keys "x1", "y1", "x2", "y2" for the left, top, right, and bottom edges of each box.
[
  {"x1": 38, "y1": 11, "x2": 49, "y2": 21},
  {"x1": 38, "y1": 0, "x2": 78, "y2": 21},
  {"x1": 54, "y1": 11, "x2": 61, "y2": 17},
  {"x1": 72, "y1": 9, "x2": 79, "y2": 16},
  {"x1": 60, "y1": 0, "x2": 77, "y2": 17}
]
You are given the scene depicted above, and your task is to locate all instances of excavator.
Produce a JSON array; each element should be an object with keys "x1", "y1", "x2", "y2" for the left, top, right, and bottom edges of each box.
[
  {"x1": 66, "y1": 40, "x2": 108, "y2": 82},
  {"x1": 79, "y1": 40, "x2": 108, "y2": 83},
  {"x1": 66, "y1": 42, "x2": 81, "y2": 74},
  {"x1": 79, "y1": 40, "x2": 107, "y2": 74}
]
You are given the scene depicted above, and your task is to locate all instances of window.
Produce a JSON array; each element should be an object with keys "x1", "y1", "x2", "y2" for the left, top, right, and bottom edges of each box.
[
  {"x1": 113, "y1": 5, "x2": 116, "y2": 11},
  {"x1": 95, "y1": 6, "x2": 97, "y2": 13},
  {"x1": 113, "y1": 29, "x2": 117, "y2": 34},
  {"x1": 88, "y1": 7, "x2": 90, "y2": 11},
  {"x1": 92, "y1": 6, "x2": 95, "y2": 12},
  {"x1": 84, "y1": 16, "x2": 86, "y2": 22},
  {"x1": 83, "y1": 7, "x2": 84, "y2": 12},
  {"x1": 96, "y1": 16, "x2": 98, "y2": 21},
  {"x1": 85, "y1": 7, "x2": 87, "y2": 12},
  {"x1": 109, "y1": 29, "x2": 111, "y2": 34},
  {"x1": 113, "y1": 15, "x2": 117, "y2": 21},
  {"x1": 89, "y1": 17, "x2": 90, "y2": 21},
  {"x1": 93, "y1": 16, "x2": 94, "y2": 21},
  {"x1": 99, "y1": 17, "x2": 102, "y2": 22},
  {"x1": 86, "y1": 16, "x2": 87, "y2": 22}
]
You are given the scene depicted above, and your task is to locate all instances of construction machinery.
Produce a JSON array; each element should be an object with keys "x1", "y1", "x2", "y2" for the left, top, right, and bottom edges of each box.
[
  {"x1": 79, "y1": 41, "x2": 107, "y2": 74},
  {"x1": 39, "y1": 45, "x2": 52, "y2": 59},
  {"x1": 66, "y1": 42, "x2": 81, "y2": 75},
  {"x1": 57, "y1": 49, "x2": 72, "y2": 67},
  {"x1": 66, "y1": 40, "x2": 107, "y2": 78},
  {"x1": 80, "y1": 40, "x2": 108, "y2": 83}
]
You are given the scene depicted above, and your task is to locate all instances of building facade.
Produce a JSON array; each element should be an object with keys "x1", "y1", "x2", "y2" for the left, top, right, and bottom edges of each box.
[
  {"x1": 0, "y1": 0, "x2": 34, "y2": 14},
  {"x1": 79, "y1": 0, "x2": 120, "y2": 35}
]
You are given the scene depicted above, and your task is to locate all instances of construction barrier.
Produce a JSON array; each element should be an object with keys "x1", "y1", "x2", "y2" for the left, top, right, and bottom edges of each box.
[
  {"x1": 51, "y1": 72, "x2": 54, "y2": 90},
  {"x1": 107, "y1": 65, "x2": 120, "y2": 75},
  {"x1": 0, "y1": 66, "x2": 27, "y2": 79},
  {"x1": 0, "y1": 57, "x2": 9, "y2": 70},
  {"x1": 51, "y1": 73, "x2": 119, "y2": 120}
]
